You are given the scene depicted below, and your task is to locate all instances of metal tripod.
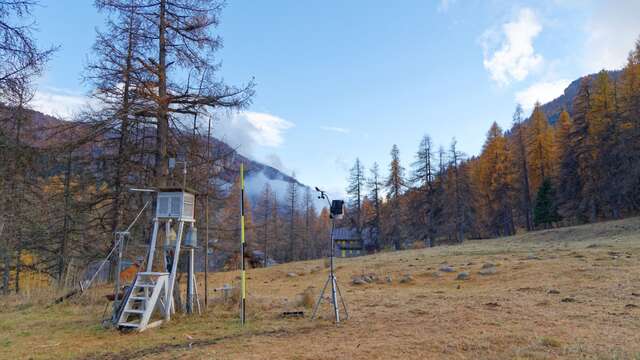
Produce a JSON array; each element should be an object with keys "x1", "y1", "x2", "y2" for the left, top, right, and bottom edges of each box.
[{"x1": 311, "y1": 214, "x2": 349, "y2": 323}]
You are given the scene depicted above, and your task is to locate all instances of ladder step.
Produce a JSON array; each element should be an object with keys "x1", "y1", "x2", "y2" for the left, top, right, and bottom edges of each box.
[
  {"x1": 125, "y1": 309, "x2": 145, "y2": 314},
  {"x1": 119, "y1": 322, "x2": 141, "y2": 328},
  {"x1": 135, "y1": 283, "x2": 155, "y2": 288},
  {"x1": 130, "y1": 296, "x2": 147, "y2": 301},
  {"x1": 138, "y1": 272, "x2": 169, "y2": 276}
]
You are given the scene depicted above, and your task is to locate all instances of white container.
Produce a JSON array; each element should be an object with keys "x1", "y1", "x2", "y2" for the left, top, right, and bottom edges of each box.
[{"x1": 156, "y1": 191, "x2": 195, "y2": 221}]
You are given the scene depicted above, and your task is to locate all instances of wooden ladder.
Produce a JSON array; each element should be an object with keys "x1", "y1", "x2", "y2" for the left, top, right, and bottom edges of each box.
[{"x1": 116, "y1": 272, "x2": 169, "y2": 332}]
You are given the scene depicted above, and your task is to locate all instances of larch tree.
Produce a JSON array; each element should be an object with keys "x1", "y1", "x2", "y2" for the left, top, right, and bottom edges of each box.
[
  {"x1": 589, "y1": 70, "x2": 618, "y2": 217},
  {"x1": 255, "y1": 183, "x2": 272, "y2": 266},
  {"x1": 88, "y1": 0, "x2": 149, "y2": 235},
  {"x1": 0, "y1": 0, "x2": 54, "y2": 294},
  {"x1": 367, "y1": 162, "x2": 383, "y2": 250},
  {"x1": 411, "y1": 135, "x2": 435, "y2": 189},
  {"x1": 0, "y1": 1, "x2": 55, "y2": 96},
  {"x1": 476, "y1": 122, "x2": 515, "y2": 236},
  {"x1": 618, "y1": 38, "x2": 640, "y2": 212},
  {"x1": 526, "y1": 103, "x2": 555, "y2": 194},
  {"x1": 445, "y1": 139, "x2": 474, "y2": 242},
  {"x1": 301, "y1": 187, "x2": 316, "y2": 260},
  {"x1": 97, "y1": 0, "x2": 255, "y2": 187},
  {"x1": 285, "y1": 174, "x2": 298, "y2": 262},
  {"x1": 565, "y1": 77, "x2": 595, "y2": 221},
  {"x1": 346, "y1": 158, "x2": 365, "y2": 231},
  {"x1": 510, "y1": 104, "x2": 533, "y2": 231},
  {"x1": 410, "y1": 134, "x2": 436, "y2": 246},
  {"x1": 385, "y1": 144, "x2": 406, "y2": 249}
]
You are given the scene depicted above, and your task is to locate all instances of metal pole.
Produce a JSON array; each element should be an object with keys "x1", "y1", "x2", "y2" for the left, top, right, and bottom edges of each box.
[
  {"x1": 165, "y1": 221, "x2": 185, "y2": 318},
  {"x1": 112, "y1": 232, "x2": 125, "y2": 323},
  {"x1": 240, "y1": 163, "x2": 246, "y2": 326},
  {"x1": 187, "y1": 247, "x2": 194, "y2": 314},
  {"x1": 204, "y1": 115, "x2": 212, "y2": 309},
  {"x1": 329, "y1": 219, "x2": 340, "y2": 323},
  {"x1": 146, "y1": 219, "x2": 160, "y2": 272},
  {"x1": 204, "y1": 194, "x2": 209, "y2": 308}
]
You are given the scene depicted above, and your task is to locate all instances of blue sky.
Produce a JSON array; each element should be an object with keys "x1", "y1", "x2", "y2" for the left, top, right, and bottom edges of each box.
[{"x1": 31, "y1": 0, "x2": 640, "y2": 198}]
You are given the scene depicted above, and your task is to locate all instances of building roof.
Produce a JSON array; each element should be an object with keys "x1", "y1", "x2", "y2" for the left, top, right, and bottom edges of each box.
[{"x1": 333, "y1": 227, "x2": 361, "y2": 240}]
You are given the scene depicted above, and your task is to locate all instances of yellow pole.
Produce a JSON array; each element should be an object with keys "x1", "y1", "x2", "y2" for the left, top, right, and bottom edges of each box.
[{"x1": 240, "y1": 163, "x2": 246, "y2": 326}]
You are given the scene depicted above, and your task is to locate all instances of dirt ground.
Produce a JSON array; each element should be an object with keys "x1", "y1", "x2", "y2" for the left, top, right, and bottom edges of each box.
[{"x1": 3, "y1": 218, "x2": 640, "y2": 359}]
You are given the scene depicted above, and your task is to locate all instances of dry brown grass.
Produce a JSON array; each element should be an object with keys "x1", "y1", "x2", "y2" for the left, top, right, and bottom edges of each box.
[{"x1": 3, "y1": 217, "x2": 640, "y2": 359}]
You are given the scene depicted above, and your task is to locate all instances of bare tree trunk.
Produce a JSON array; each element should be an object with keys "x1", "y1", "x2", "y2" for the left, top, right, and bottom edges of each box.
[
  {"x1": 2, "y1": 240, "x2": 9, "y2": 295},
  {"x1": 57, "y1": 151, "x2": 72, "y2": 287},
  {"x1": 155, "y1": 0, "x2": 169, "y2": 187}
]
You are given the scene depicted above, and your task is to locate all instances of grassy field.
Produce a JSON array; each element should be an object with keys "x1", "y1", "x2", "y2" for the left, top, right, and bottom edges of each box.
[{"x1": 3, "y1": 218, "x2": 640, "y2": 359}]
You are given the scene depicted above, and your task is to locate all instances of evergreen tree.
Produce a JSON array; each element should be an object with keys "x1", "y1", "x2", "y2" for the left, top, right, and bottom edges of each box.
[{"x1": 533, "y1": 179, "x2": 560, "y2": 228}]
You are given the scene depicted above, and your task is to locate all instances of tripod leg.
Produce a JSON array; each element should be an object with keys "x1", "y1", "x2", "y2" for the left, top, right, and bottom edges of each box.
[
  {"x1": 334, "y1": 278, "x2": 349, "y2": 320},
  {"x1": 331, "y1": 275, "x2": 340, "y2": 323},
  {"x1": 311, "y1": 276, "x2": 331, "y2": 320}
]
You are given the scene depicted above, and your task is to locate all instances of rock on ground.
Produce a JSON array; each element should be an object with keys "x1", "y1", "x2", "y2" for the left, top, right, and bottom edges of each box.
[
  {"x1": 399, "y1": 274, "x2": 414, "y2": 284},
  {"x1": 479, "y1": 267, "x2": 497, "y2": 276},
  {"x1": 439, "y1": 265, "x2": 455, "y2": 273}
]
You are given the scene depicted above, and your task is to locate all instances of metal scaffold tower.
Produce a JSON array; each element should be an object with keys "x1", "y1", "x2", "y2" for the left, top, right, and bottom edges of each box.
[{"x1": 115, "y1": 187, "x2": 200, "y2": 331}]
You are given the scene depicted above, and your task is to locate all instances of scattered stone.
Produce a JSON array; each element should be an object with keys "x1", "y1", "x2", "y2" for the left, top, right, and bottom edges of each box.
[
  {"x1": 385, "y1": 275, "x2": 393, "y2": 284},
  {"x1": 586, "y1": 244, "x2": 599, "y2": 248},
  {"x1": 547, "y1": 289, "x2": 560, "y2": 295},
  {"x1": 527, "y1": 254, "x2": 541, "y2": 260},
  {"x1": 485, "y1": 302, "x2": 500, "y2": 308},
  {"x1": 481, "y1": 262, "x2": 496, "y2": 269},
  {"x1": 399, "y1": 274, "x2": 414, "y2": 284},
  {"x1": 287, "y1": 272, "x2": 299, "y2": 277},
  {"x1": 479, "y1": 267, "x2": 497, "y2": 276},
  {"x1": 456, "y1": 271, "x2": 470, "y2": 281},
  {"x1": 439, "y1": 265, "x2": 455, "y2": 273},
  {"x1": 632, "y1": 292, "x2": 640, "y2": 297},
  {"x1": 561, "y1": 297, "x2": 576, "y2": 303},
  {"x1": 362, "y1": 275, "x2": 373, "y2": 283},
  {"x1": 351, "y1": 276, "x2": 367, "y2": 285},
  {"x1": 427, "y1": 271, "x2": 441, "y2": 278},
  {"x1": 625, "y1": 304, "x2": 638, "y2": 309}
]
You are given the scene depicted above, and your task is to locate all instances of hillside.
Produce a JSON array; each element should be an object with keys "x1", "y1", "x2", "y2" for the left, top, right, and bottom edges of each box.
[
  {"x1": 0, "y1": 106, "x2": 312, "y2": 205},
  {"x1": 538, "y1": 70, "x2": 621, "y2": 124},
  {"x1": 2, "y1": 217, "x2": 640, "y2": 359}
]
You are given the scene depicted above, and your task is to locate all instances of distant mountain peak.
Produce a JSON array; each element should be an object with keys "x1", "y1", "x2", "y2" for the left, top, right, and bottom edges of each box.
[{"x1": 537, "y1": 70, "x2": 622, "y2": 124}]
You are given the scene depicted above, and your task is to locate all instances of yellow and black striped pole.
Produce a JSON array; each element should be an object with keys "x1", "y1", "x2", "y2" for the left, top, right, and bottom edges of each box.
[{"x1": 240, "y1": 163, "x2": 246, "y2": 326}]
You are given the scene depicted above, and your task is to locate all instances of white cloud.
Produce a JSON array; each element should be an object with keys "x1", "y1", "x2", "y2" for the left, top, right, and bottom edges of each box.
[
  {"x1": 515, "y1": 79, "x2": 571, "y2": 110},
  {"x1": 216, "y1": 111, "x2": 294, "y2": 156},
  {"x1": 31, "y1": 88, "x2": 90, "y2": 119},
  {"x1": 583, "y1": 0, "x2": 640, "y2": 72},
  {"x1": 437, "y1": 0, "x2": 456, "y2": 13},
  {"x1": 482, "y1": 8, "x2": 543, "y2": 86},
  {"x1": 320, "y1": 126, "x2": 350, "y2": 134}
]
